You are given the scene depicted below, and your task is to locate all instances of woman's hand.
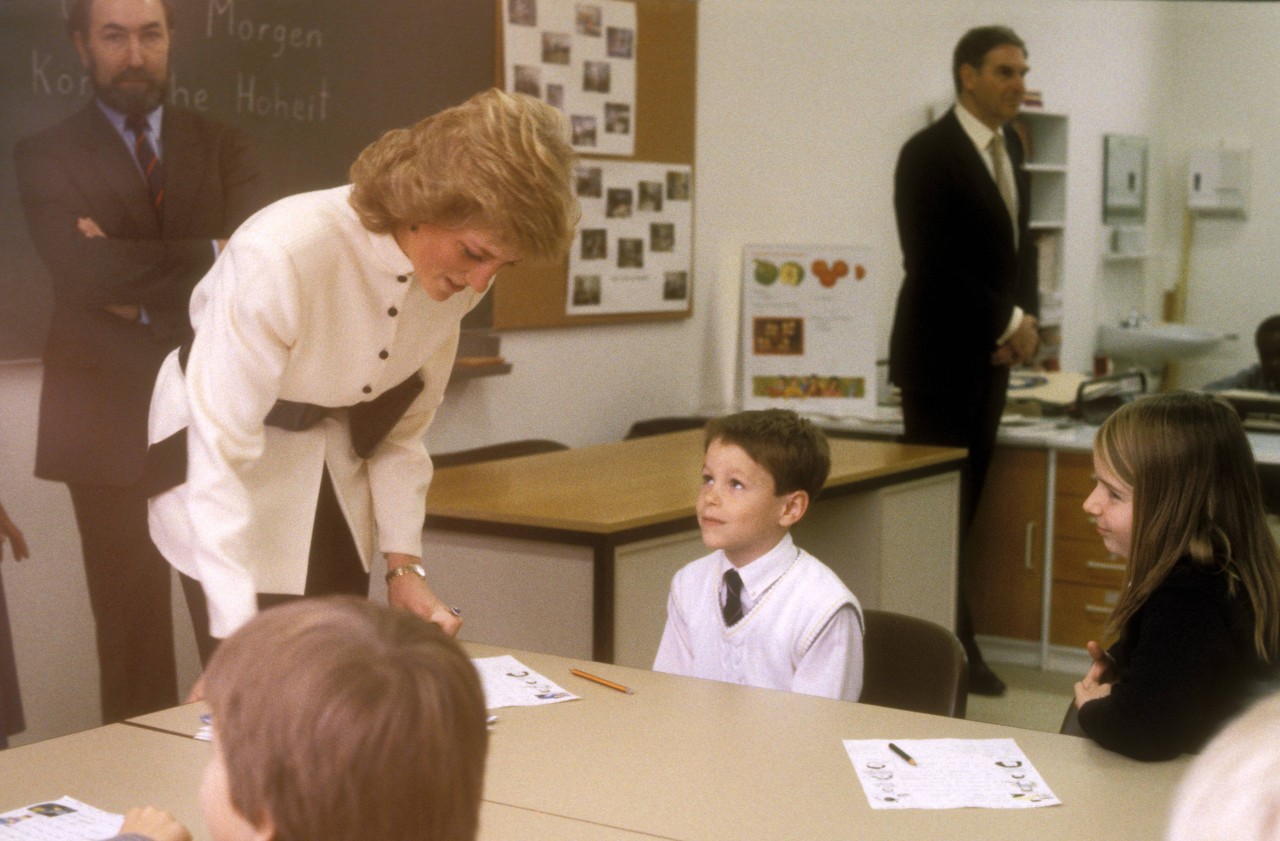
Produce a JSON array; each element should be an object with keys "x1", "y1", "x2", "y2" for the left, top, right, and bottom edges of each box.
[
  {"x1": 119, "y1": 806, "x2": 192, "y2": 841},
  {"x1": 385, "y1": 553, "x2": 462, "y2": 637}
]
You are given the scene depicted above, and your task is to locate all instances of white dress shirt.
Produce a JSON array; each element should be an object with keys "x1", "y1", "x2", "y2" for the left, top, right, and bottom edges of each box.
[{"x1": 955, "y1": 102, "x2": 1025, "y2": 344}]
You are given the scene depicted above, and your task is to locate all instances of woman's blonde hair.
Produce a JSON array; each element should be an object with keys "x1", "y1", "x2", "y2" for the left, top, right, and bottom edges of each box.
[
  {"x1": 349, "y1": 88, "x2": 579, "y2": 260},
  {"x1": 1096, "y1": 392, "x2": 1280, "y2": 661},
  {"x1": 203, "y1": 596, "x2": 489, "y2": 841}
]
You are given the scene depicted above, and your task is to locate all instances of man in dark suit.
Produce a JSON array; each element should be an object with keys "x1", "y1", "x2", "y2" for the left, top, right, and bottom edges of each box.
[
  {"x1": 13, "y1": 0, "x2": 266, "y2": 722},
  {"x1": 889, "y1": 26, "x2": 1040, "y2": 696}
]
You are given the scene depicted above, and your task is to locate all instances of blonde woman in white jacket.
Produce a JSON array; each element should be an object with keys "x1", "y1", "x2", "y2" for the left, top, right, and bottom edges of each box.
[{"x1": 147, "y1": 89, "x2": 578, "y2": 664}]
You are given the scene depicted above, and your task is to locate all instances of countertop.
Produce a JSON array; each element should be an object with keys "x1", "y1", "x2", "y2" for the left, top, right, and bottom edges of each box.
[{"x1": 813, "y1": 412, "x2": 1280, "y2": 466}]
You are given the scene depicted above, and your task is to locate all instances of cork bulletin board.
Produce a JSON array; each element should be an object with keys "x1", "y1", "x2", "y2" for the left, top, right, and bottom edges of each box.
[{"x1": 489, "y1": 0, "x2": 697, "y2": 330}]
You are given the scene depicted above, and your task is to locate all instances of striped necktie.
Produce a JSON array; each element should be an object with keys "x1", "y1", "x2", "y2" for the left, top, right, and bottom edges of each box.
[
  {"x1": 722, "y1": 568, "x2": 744, "y2": 627},
  {"x1": 126, "y1": 113, "x2": 165, "y2": 214}
]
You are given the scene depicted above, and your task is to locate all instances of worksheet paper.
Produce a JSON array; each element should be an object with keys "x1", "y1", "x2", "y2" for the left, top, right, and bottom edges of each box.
[
  {"x1": 472, "y1": 655, "x2": 578, "y2": 708},
  {"x1": 843, "y1": 738, "x2": 1061, "y2": 809},
  {"x1": 0, "y1": 796, "x2": 122, "y2": 841}
]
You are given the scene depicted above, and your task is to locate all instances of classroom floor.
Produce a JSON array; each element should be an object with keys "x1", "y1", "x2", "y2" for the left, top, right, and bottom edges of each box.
[{"x1": 965, "y1": 663, "x2": 1078, "y2": 733}]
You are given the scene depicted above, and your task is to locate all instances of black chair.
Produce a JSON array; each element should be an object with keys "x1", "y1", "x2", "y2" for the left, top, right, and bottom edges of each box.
[
  {"x1": 859, "y1": 608, "x2": 969, "y2": 718},
  {"x1": 624, "y1": 416, "x2": 710, "y2": 440},
  {"x1": 431, "y1": 439, "x2": 569, "y2": 469}
]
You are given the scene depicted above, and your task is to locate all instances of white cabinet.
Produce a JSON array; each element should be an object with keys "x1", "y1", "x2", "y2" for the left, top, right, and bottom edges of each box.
[{"x1": 1013, "y1": 110, "x2": 1069, "y2": 370}]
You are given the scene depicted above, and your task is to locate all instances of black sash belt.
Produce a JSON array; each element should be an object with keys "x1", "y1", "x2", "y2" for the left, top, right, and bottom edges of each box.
[{"x1": 142, "y1": 337, "x2": 424, "y2": 498}]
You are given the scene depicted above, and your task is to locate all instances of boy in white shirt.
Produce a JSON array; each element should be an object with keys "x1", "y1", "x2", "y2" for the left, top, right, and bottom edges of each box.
[{"x1": 653, "y1": 409, "x2": 864, "y2": 701}]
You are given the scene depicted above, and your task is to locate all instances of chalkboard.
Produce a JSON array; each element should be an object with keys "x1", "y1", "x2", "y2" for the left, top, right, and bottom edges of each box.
[{"x1": 0, "y1": 0, "x2": 495, "y2": 361}]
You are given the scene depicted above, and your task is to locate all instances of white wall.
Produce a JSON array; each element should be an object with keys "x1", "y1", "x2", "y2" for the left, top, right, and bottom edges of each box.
[
  {"x1": 694, "y1": 0, "x2": 1175, "y2": 405},
  {"x1": 4, "y1": 0, "x2": 1279, "y2": 745},
  {"x1": 1155, "y1": 4, "x2": 1280, "y2": 386}
]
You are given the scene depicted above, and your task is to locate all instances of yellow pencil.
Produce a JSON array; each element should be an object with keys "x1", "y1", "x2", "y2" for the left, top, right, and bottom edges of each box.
[{"x1": 570, "y1": 668, "x2": 634, "y2": 695}]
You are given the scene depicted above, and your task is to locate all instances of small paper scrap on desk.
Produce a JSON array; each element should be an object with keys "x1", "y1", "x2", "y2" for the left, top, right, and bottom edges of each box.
[
  {"x1": 0, "y1": 796, "x2": 123, "y2": 840},
  {"x1": 843, "y1": 738, "x2": 1060, "y2": 810},
  {"x1": 472, "y1": 655, "x2": 578, "y2": 709}
]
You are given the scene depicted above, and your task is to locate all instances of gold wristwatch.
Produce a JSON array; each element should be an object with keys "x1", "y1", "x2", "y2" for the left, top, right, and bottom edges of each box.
[{"x1": 384, "y1": 562, "x2": 427, "y2": 583}]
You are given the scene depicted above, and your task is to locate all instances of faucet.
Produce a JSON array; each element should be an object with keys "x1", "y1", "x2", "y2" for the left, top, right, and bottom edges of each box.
[{"x1": 1120, "y1": 310, "x2": 1147, "y2": 328}]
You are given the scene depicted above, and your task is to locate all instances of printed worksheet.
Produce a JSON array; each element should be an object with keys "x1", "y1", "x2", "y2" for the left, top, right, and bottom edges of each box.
[
  {"x1": 0, "y1": 797, "x2": 123, "y2": 841},
  {"x1": 472, "y1": 655, "x2": 578, "y2": 708},
  {"x1": 843, "y1": 738, "x2": 1061, "y2": 809}
]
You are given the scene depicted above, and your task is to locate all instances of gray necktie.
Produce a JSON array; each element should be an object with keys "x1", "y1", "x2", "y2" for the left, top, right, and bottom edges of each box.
[{"x1": 988, "y1": 133, "x2": 1018, "y2": 246}]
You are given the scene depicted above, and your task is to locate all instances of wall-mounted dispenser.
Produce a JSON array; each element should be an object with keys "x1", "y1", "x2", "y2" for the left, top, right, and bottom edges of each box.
[{"x1": 1187, "y1": 147, "x2": 1250, "y2": 218}]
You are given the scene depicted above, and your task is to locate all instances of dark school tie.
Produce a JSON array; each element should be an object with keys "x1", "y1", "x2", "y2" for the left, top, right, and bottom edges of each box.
[
  {"x1": 722, "y1": 568, "x2": 744, "y2": 627},
  {"x1": 126, "y1": 113, "x2": 165, "y2": 213}
]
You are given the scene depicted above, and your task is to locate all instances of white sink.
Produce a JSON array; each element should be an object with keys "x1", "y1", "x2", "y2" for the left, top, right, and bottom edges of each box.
[{"x1": 1096, "y1": 321, "x2": 1222, "y2": 368}]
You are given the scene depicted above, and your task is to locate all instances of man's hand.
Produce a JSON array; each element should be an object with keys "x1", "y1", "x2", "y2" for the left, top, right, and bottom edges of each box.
[
  {"x1": 118, "y1": 807, "x2": 192, "y2": 841},
  {"x1": 104, "y1": 304, "x2": 142, "y2": 321},
  {"x1": 184, "y1": 672, "x2": 206, "y2": 704},
  {"x1": 77, "y1": 216, "x2": 106, "y2": 238},
  {"x1": 385, "y1": 553, "x2": 463, "y2": 637},
  {"x1": 991, "y1": 314, "x2": 1039, "y2": 366},
  {"x1": 0, "y1": 503, "x2": 29, "y2": 561},
  {"x1": 78, "y1": 216, "x2": 143, "y2": 321}
]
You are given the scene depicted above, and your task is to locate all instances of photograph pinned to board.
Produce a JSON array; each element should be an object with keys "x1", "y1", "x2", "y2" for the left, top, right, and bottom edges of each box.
[
  {"x1": 740, "y1": 244, "x2": 876, "y2": 418},
  {"x1": 568, "y1": 160, "x2": 692, "y2": 315},
  {"x1": 504, "y1": 0, "x2": 637, "y2": 156}
]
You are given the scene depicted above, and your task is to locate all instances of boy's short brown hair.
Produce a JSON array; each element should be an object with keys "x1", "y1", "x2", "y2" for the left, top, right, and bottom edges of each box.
[
  {"x1": 203, "y1": 596, "x2": 488, "y2": 841},
  {"x1": 704, "y1": 409, "x2": 831, "y2": 500}
]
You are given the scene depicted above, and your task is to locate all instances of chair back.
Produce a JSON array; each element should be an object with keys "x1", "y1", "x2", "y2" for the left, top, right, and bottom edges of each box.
[
  {"x1": 624, "y1": 416, "x2": 709, "y2": 439},
  {"x1": 432, "y1": 439, "x2": 569, "y2": 469},
  {"x1": 859, "y1": 608, "x2": 968, "y2": 718}
]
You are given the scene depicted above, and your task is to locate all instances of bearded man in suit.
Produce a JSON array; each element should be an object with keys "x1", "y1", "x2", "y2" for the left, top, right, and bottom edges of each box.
[
  {"x1": 14, "y1": 0, "x2": 266, "y2": 721},
  {"x1": 888, "y1": 25, "x2": 1040, "y2": 696}
]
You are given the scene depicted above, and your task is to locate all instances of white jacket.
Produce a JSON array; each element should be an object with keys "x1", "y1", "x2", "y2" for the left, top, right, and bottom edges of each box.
[{"x1": 148, "y1": 186, "x2": 480, "y2": 637}]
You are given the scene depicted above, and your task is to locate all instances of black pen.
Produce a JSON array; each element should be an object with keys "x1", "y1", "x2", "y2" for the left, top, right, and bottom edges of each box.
[{"x1": 888, "y1": 742, "x2": 917, "y2": 766}]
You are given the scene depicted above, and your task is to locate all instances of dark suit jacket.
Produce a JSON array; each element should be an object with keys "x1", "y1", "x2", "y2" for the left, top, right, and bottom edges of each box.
[
  {"x1": 888, "y1": 108, "x2": 1039, "y2": 398},
  {"x1": 14, "y1": 102, "x2": 267, "y2": 486}
]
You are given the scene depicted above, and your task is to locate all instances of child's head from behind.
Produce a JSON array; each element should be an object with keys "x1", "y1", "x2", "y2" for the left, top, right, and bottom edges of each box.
[
  {"x1": 699, "y1": 409, "x2": 830, "y2": 566},
  {"x1": 1256, "y1": 314, "x2": 1280, "y2": 388},
  {"x1": 1166, "y1": 692, "x2": 1280, "y2": 841},
  {"x1": 201, "y1": 596, "x2": 488, "y2": 841}
]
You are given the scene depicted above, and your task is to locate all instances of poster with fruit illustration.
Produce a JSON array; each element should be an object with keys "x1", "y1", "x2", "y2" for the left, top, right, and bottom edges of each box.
[
  {"x1": 741, "y1": 244, "x2": 875, "y2": 417},
  {"x1": 567, "y1": 160, "x2": 693, "y2": 315},
  {"x1": 504, "y1": 0, "x2": 637, "y2": 156}
]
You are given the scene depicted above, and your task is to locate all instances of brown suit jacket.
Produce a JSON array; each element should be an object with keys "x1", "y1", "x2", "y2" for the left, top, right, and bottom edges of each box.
[{"x1": 14, "y1": 102, "x2": 267, "y2": 485}]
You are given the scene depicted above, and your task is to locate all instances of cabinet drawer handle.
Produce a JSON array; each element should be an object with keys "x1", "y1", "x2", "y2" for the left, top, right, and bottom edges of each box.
[
  {"x1": 1085, "y1": 604, "x2": 1112, "y2": 616},
  {"x1": 1086, "y1": 560, "x2": 1126, "y2": 572},
  {"x1": 1024, "y1": 521, "x2": 1035, "y2": 570}
]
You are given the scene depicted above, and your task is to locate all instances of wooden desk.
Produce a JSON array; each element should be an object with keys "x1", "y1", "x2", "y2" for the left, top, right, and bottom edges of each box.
[
  {"x1": 415, "y1": 430, "x2": 965, "y2": 666},
  {"x1": 121, "y1": 643, "x2": 1191, "y2": 841}
]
